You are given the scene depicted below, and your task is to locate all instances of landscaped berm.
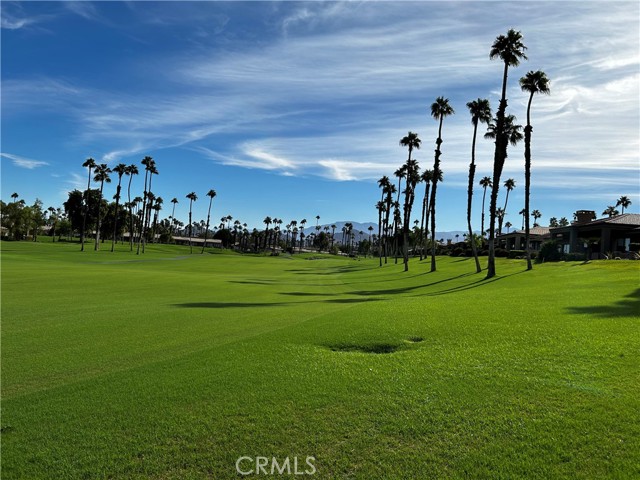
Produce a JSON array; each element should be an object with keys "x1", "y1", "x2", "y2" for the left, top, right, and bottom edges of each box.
[{"x1": 2, "y1": 241, "x2": 639, "y2": 479}]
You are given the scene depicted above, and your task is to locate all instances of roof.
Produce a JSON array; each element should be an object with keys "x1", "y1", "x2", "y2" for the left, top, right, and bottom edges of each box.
[
  {"x1": 550, "y1": 213, "x2": 640, "y2": 231},
  {"x1": 504, "y1": 226, "x2": 550, "y2": 236}
]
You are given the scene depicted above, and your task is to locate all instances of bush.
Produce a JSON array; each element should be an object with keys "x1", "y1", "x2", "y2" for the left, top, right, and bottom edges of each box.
[
  {"x1": 508, "y1": 250, "x2": 526, "y2": 259},
  {"x1": 537, "y1": 240, "x2": 563, "y2": 263},
  {"x1": 451, "y1": 247, "x2": 464, "y2": 257},
  {"x1": 495, "y1": 248, "x2": 509, "y2": 258}
]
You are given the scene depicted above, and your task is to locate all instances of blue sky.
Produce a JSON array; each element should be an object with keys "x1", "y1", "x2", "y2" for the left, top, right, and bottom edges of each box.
[{"x1": 2, "y1": 1, "x2": 639, "y2": 231}]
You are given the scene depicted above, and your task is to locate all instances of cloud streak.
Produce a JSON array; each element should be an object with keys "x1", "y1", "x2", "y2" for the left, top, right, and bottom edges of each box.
[{"x1": 1, "y1": 152, "x2": 49, "y2": 169}]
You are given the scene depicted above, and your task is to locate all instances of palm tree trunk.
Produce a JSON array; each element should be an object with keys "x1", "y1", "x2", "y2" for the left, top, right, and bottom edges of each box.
[
  {"x1": 430, "y1": 119, "x2": 444, "y2": 272},
  {"x1": 136, "y1": 170, "x2": 149, "y2": 255},
  {"x1": 419, "y1": 186, "x2": 427, "y2": 261},
  {"x1": 95, "y1": 183, "x2": 104, "y2": 250},
  {"x1": 378, "y1": 208, "x2": 383, "y2": 267},
  {"x1": 467, "y1": 124, "x2": 482, "y2": 273},
  {"x1": 111, "y1": 181, "x2": 122, "y2": 252},
  {"x1": 524, "y1": 93, "x2": 534, "y2": 271},
  {"x1": 188, "y1": 201, "x2": 193, "y2": 254},
  {"x1": 202, "y1": 198, "x2": 213, "y2": 254},
  {"x1": 487, "y1": 62, "x2": 510, "y2": 279},
  {"x1": 80, "y1": 170, "x2": 92, "y2": 251}
]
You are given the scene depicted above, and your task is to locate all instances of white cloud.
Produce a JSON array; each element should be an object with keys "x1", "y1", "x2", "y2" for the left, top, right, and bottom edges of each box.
[{"x1": 0, "y1": 152, "x2": 49, "y2": 169}]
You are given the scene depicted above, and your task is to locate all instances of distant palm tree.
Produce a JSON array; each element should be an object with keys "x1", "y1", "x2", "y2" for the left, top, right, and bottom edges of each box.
[
  {"x1": 80, "y1": 157, "x2": 96, "y2": 251},
  {"x1": 499, "y1": 178, "x2": 516, "y2": 235},
  {"x1": 11, "y1": 192, "x2": 18, "y2": 203},
  {"x1": 531, "y1": 209, "x2": 542, "y2": 227},
  {"x1": 505, "y1": 221, "x2": 512, "y2": 233},
  {"x1": 125, "y1": 164, "x2": 139, "y2": 251},
  {"x1": 602, "y1": 206, "x2": 619, "y2": 218},
  {"x1": 111, "y1": 163, "x2": 127, "y2": 252},
  {"x1": 559, "y1": 217, "x2": 569, "y2": 227},
  {"x1": 519, "y1": 208, "x2": 527, "y2": 230},
  {"x1": 142, "y1": 160, "x2": 158, "y2": 253},
  {"x1": 201, "y1": 190, "x2": 217, "y2": 254},
  {"x1": 616, "y1": 195, "x2": 632, "y2": 214},
  {"x1": 400, "y1": 131, "x2": 422, "y2": 272},
  {"x1": 377, "y1": 176, "x2": 390, "y2": 265},
  {"x1": 466, "y1": 98, "x2": 492, "y2": 273},
  {"x1": 137, "y1": 156, "x2": 153, "y2": 255},
  {"x1": 429, "y1": 96, "x2": 454, "y2": 272},
  {"x1": 486, "y1": 29, "x2": 527, "y2": 279},
  {"x1": 186, "y1": 192, "x2": 198, "y2": 253},
  {"x1": 521, "y1": 69, "x2": 550, "y2": 270},
  {"x1": 479, "y1": 176, "x2": 492, "y2": 240},
  {"x1": 263, "y1": 216, "x2": 272, "y2": 250},
  {"x1": 170, "y1": 197, "x2": 179, "y2": 236},
  {"x1": 93, "y1": 164, "x2": 112, "y2": 251}
]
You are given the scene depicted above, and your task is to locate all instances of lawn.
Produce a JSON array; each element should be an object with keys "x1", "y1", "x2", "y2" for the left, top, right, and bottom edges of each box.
[{"x1": 1, "y1": 241, "x2": 639, "y2": 479}]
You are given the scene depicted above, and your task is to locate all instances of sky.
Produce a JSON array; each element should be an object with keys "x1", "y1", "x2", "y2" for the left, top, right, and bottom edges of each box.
[{"x1": 2, "y1": 0, "x2": 639, "y2": 232}]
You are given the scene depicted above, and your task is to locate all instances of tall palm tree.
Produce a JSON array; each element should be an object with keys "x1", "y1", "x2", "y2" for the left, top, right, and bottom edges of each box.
[
  {"x1": 531, "y1": 209, "x2": 542, "y2": 227},
  {"x1": 170, "y1": 197, "x2": 179, "y2": 237},
  {"x1": 499, "y1": 178, "x2": 516, "y2": 235},
  {"x1": 602, "y1": 206, "x2": 619, "y2": 218},
  {"x1": 263, "y1": 216, "x2": 272, "y2": 250},
  {"x1": 150, "y1": 197, "x2": 163, "y2": 243},
  {"x1": 466, "y1": 98, "x2": 492, "y2": 273},
  {"x1": 110, "y1": 163, "x2": 127, "y2": 252},
  {"x1": 93, "y1": 164, "x2": 112, "y2": 250},
  {"x1": 80, "y1": 157, "x2": 96, "y2": 251},
  {"x1": 616, "y1": 195, "x2": 632, "y2": 214},
  {"x1": 479, "y1": 176, "x2": 492, "y2": 239},
  {"x1": 186, "y1": 192, "x2": 197, "y2": 253},
  {"x1": 429, "y1": 96, "x2": 454, "y2": 272},
  {"x1": 400, "y1": 131, "x2": 422, "y2": 271},
  {"x1": 11, "y1": 192, "x2": 19, "y2": 203},
  {"x1": 125, "y1": 164, "x2": 139, "y2": 251},
  {"x1": 505, "y1": 221, "x2": 512, "y2": 233},
  {"x1": 377, "y1": 176, "x2": 391, "y2": 265},
  {"x1": 486, "y1": 28, "x2": 527, "y2": 279},
  {"x1": 419, "y1": 169, "x2": 433, "y2": 261},
  {"x1": 201, "y1": 190, "x2": 217, "y2": 254},
  {"x1": 142, "y1": 160, "x2": 158, "y2": 253},
  {"x1": 137, "y1": 156, "x2": 153, "y2": 255},
  {"x1": 520, "y1": 69, "x2": 550, "y2": 270},
  {"x1": 402, "y1": 158, "x2": 421, "y2": 271}
]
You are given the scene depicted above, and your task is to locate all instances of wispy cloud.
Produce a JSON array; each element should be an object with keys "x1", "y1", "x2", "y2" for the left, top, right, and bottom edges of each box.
[{"x1": 0, "y1": 152, "x2": 49, "y2": 169}]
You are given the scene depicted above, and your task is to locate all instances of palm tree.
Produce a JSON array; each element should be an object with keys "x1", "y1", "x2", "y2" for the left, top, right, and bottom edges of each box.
[
  {"x1": 263, "y1": 216, "x2": 272, "y2": 250},
  {"x1": 486, "y1": 29, "x2": 527, "y2": 279},
  {"x1": 170, "y1": 197, "x2": 179, "y2": 236},
  {"x1": 466, "y1": 98, "x2": 492, "y2": 273},
  {"x1": 531, "y1": 209, "x2": 542, "y2": 227},
  {"x1": 519, "y1": 208, "x2": 527, "y2": 229},
  {"x1": 186, "y1": 192, "x2": 198, "y2": 253},
  {"x1": 602, "y1": 206, "x2": 619, "y2": 218},
  {"x1": 125, "y1": 164, "x2": 139, "y2": 251},
  {"x1": 93, "y1": 164, "x2": 112, "y2": 250},
  {"x1": 616, "y1": 196, "x2": 632, "y2": 214},
  {"x1": 479, "y1": 176, "x2": 492, "y2": 239},
  {"x1": 110, "y1": 163, "x2": 127, "y2": 252},
  {"x1": 11, "y1": 192, "x2": 18, "y2": 203},
  {"x1": 505, "y1": 221, "x2": 512, "y2": 233},
  {"x1": 150, "y1": 197, "x2": 163, "y2": 243},
  {"x1": 521, "y1": 69, "x2": 550, "y2": 270},
  {"x1": 80, "y1": 157, "x2": 96, "y2": 251},
  {"x1": 137, "y1": 156, "x2": 153, "y2": 255},
  {"x1": 400, "y1": 131, "x2": 422, "y2": 271},
  {"x1": 142, "y1": 160, "x2": 158, "y2": 253},
  {"x1": 201, "y1": 190, "x2": 217, "y2": 254},
  {"x1": 499, "y1": 178, "x2": 516, "y2": 235},
  {"x1": 377, "y1": 176, "x2": 390, "y2": 265},
  {"x1": 429, "y1": 96, "x2": 454, "y2": 272},
  {"x1": 419, "y1": 169, "x2": 433, "y2": 261}
]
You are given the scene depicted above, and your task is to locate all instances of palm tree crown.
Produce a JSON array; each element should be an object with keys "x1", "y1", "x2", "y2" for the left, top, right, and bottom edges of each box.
[
  {"x1": 466, "y1": 98, "x2": 492, "y2": 127},
  {"x1": 490, "y1": 29, "x2": 528, "y2": 68}
]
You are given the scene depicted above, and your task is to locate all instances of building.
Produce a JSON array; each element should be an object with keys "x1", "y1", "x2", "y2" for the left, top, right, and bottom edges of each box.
[
  {"x1": 550, "y1": 211, "x2": 640, "y2": 259},
  {"x1": 497, "y1": 225, "x2": 551, "y2": 251}
]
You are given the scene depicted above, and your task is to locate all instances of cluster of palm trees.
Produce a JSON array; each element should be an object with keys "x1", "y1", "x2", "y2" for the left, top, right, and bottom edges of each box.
[
  {"x1": 603, "y1": 196, "x2": 632, "y2": 217},
  {"x1": 77, "y1": 156, "x2": 219, "y2": 255},
  {"x1": 376, "y1": 29, "x2": 550, "y2": 277}
]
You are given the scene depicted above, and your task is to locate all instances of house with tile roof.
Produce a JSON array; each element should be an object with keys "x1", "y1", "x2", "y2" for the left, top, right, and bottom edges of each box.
[
  {"x1": 549, "y1": 212, "x2": 640, "y2": 259},
  {"x1": 496, "y1": 225, "x2": 551, "y2": 252}
]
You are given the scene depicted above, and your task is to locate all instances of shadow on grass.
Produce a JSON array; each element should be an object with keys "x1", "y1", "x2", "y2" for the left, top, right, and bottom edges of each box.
[
  {"x1": 175, "y1": 302, "x2": 288, "y2": 308},
  {"x1": 419, "y1": 270, "x2": 527, "y2": 296},
  {"x1": 348, "y1": 271, "x2": 477, "y2": 296},
  {"x1": 566, "y1": 288, "x2": 640, "y2": 318}
]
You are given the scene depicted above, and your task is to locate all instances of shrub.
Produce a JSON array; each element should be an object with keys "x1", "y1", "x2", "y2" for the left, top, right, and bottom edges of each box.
[
  {"x1": 563, "y1": 253, "x2": 586, "y2": 262},
  {"x1": 537, "y1": 240, "x2": 563, "y2": 263},
  {"x1": 495, "y1": 248, "x2": 509, "y2": 258},
  {"x1": 451, "y1": 247, "x2": 464, "y2": 257},
  {"x1": 508, "y1": 250, "x2": 525, "y2": 259}
]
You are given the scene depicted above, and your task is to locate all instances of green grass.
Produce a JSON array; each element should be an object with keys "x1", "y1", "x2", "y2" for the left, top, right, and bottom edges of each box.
[{"x1": 2, "y1": 241, "x2": 639, "y2": 479}]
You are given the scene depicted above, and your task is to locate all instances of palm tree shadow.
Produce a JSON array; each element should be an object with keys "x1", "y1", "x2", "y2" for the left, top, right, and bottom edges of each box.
[
  {"x1": 349, "y1": 272, "x2": 477, "y2": 296},
  {"x1": 175, "y1": 302, "x2": 288, "y2": 308},
  {"x1": 415, "y1": 270, "x2": 527, "y2": 297},
  {"x1": 566, "y1": 288, "x2": 640, "y2": 318}
]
